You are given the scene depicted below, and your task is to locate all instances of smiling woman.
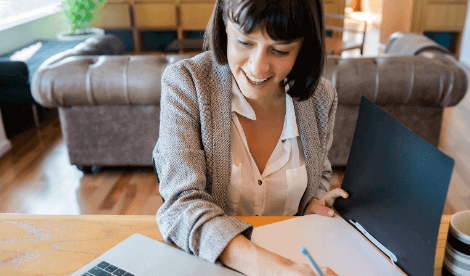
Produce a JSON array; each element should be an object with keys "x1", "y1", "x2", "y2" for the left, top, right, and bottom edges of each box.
[{"x1": 153, "y1": 0, "x2": 347, "y2": 274}]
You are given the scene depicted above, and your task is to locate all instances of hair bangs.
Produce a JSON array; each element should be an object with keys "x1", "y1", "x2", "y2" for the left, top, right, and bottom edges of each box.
[{"x1": 224, "y1": 0, "x2": 305, "y2": 42}]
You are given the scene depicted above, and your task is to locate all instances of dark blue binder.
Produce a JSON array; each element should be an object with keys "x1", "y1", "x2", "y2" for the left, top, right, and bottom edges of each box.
[{"x1": 334, "y1": 96, "x2": 454, "y2": 276}]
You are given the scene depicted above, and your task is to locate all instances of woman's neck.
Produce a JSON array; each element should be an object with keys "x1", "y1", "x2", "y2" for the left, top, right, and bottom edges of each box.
[{"x1": 245, "y1": 85, "x2": 286, "y2": 117}]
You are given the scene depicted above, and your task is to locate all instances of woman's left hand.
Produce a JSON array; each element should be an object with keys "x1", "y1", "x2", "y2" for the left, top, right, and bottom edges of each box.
[{"x1": 304, "y1": 188, "x2": 349, "y2": 216}]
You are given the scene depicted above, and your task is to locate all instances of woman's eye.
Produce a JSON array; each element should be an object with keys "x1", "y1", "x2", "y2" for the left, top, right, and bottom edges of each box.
[
  {"x1": 274, "y1": 49, "x2": 289, "y2": 56},
  {"x1": 237, "y1": 39, "x2": 251, "y2": 47}
]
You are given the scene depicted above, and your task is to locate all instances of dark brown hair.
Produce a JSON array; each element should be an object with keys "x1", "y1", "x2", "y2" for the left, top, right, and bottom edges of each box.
[{"x1": 204, "y1": 0, "x2": 326, "y2": 101}]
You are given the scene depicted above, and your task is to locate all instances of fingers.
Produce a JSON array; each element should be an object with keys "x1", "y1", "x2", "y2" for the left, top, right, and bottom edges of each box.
[
  {"x1": 304, "y1": 198, "x2": 334, "y2": 217},
  {"x1": 304, "y1": 189, "x2": 349, "y2": 217},
  {"x1": 321, "y1": 188, "x2": 349, "y2": 207},
  {"x1": 312, "y1": 205, "x2": 335, "y2": 217},
  {"x1": 321, "y1": 267, "x2": 338, "y2": 276},
  {"x1": 323, "y1": 188, "x2": 349, "y2": 200}
]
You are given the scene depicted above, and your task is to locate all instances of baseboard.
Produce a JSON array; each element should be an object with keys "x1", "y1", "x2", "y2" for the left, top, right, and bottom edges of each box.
[{"x1": 0, "y1": 138, "x2": 12, "y2": 158}]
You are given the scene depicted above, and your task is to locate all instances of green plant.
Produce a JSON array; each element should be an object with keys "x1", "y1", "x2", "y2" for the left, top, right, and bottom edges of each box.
[{"x1": 61, "y1": 0, "x2": 107, "y2": 35}]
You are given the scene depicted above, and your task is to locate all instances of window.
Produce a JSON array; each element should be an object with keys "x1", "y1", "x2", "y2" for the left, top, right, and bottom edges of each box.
[{"x1": 0, "y1": 0, "x2": 62, "y2": 28}]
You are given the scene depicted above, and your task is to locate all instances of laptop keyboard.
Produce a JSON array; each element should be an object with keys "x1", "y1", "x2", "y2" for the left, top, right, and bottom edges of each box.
[{"x1": 82, "y1": 261, "x2": 136, "y2": 276}]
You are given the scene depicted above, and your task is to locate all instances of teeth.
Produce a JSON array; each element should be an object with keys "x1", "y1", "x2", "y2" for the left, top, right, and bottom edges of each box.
[{"x1": 245, "y1": 72, "x2": 268, "y2": 85}]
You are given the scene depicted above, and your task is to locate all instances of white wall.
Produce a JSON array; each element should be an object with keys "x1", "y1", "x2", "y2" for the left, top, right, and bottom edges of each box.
[
  {"x1": 0, "y1": 12, "x2": 67, "y2": 56},
  {"x1": 361, "y1": 0, "x2": 384, "y2": 17},
  {"x1": 361, "y1": 0, "x2": 384, "y2": 24},
  {"x1": 460, "y1": 4, "x2": 470, "y2": 68}
]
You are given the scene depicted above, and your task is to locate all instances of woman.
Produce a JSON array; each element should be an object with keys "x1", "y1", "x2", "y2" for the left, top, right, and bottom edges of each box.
[{"x1": 153, "y1": 0, "x2": 348, "y2": 274}]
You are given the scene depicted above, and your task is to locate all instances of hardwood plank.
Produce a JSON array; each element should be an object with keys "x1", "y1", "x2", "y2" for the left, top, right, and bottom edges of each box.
[
  {"x1": 81, "y1": 172, "x2": 129, "y2": 214},
  {"x1": 445, "y1": 168, "x2": 470, "y2": 212},
  {"x1": 439, "y1": 98, "x2": 470, "y2": 213},
  {"x1": 123, "y1": 172, "x2": 159, "y2": 215},
  {"x1": 99, "y1": 173, "x2": 134, "y2": 210},
  {"x1": 140, "y1": 182, "x2": 164, "y2": 215},
  {"x1": 100, "y1": 181, "x2": 135, "y2": 215},
  {"x1": 140, "y1": 196, "x2": 164, "y2": 215}
]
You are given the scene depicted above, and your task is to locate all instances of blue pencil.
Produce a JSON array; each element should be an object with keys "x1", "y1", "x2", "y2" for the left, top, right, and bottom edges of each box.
[{"x1": 300, "y1": 246, "x2": 326, "y2": 276}]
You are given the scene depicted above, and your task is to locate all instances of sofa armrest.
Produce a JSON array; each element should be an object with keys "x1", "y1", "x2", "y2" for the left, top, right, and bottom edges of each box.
[
  {"x1": 324, "y1": 54, "x2": 467, "y2": 107},
  {"x1": 32, "y1": 55, "x2": 169, "y2": 108},
  {"x1": 385, "y1": 32, "x2": 450, "y2": 55},
  {"x1": 323, "y1": 31, "x2": 467, "y2": 108},
  {"x1": 0, "y1": 61, "x2": 29, "y2": 85},
  {"x1": 37, "y1": 35, "x2": 124, "y2": 72}
]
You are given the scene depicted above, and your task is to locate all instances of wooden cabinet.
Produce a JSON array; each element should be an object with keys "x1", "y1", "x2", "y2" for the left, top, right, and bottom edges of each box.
[
  {"x1": 179, "y1": 2, "x2": 214, "y2": 30},
  {"x1": 133, "y1": 3, "x2": 178, "y2": 28},
  {"x1": 91, "y1": 0, "x2": 215, "y2": 54},
  {"x1": 91, "y1": 0, "x2": 346, "y2": 54},
  {"x1": 324, "y1": 0, "x2": 347, "y2": 39},
  {"x1": 91, "y1": 3, "x2": 132, "y2": 29},
  {"x1": 381, "y1": 0, "x2": 469, "y2": 57}
]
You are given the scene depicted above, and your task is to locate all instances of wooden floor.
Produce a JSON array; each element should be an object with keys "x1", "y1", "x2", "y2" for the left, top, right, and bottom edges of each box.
[
  {"x1": 0, "y1": 116, "x2": 456, "y2": 215},
  {"x1": 0, "y1": 118, "x2": 162, "y2": 215},
  {"x1": 439, "y1": 88, "x2": 470, "y2": 213}
]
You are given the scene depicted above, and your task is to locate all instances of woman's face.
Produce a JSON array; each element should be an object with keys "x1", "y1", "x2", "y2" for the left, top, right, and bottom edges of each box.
[{"x1": 225, "y1": 20, "x2": 303, "y2": 102}]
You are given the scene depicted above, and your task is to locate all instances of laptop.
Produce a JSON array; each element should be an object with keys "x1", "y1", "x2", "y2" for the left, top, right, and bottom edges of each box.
[{"x1": 72, "y1": 234, "x2": 244, "y2": 276}]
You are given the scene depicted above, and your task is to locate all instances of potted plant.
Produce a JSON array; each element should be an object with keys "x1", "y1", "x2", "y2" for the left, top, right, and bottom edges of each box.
[{"x1": 57, "y1": 0, "x2": 107, "y2": 40}]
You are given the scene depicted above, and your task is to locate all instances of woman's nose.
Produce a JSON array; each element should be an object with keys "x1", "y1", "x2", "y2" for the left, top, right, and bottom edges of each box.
[{"x1": 249, "y1": 50, "x2": 269, "y2": 76}]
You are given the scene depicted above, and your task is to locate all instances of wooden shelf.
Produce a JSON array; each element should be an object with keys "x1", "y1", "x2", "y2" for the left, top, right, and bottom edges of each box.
[
  {"x1": 133, "y1": 3, "x2": 178, "y2": 28},
  {"x1": 91, "y1": 0, "x2": 214, "y2": 53},
  {"x1": 380, "y1": 0, "x2": 469, "y2": 58},
  {"x1": 92, "y1": 0, "x2": 346, "y2": 54},
  {"x1": 92, "y1": 3, "x2": 132, "y2": 28}
]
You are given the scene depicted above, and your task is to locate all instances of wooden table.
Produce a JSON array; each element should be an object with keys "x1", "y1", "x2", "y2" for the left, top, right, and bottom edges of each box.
[{"x1": 0, "y1": 214, "x2": 450, "y2": 275}]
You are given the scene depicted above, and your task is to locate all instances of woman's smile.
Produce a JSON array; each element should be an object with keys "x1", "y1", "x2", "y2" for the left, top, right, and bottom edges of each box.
[{"x1": 244, "y1": 70, "x2": 270, "y2": 85}]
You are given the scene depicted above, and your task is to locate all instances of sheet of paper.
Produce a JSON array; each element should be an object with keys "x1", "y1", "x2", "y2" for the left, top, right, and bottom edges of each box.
[{"x1": 251, "y1": 215, "x2": 403, "y2": 276}]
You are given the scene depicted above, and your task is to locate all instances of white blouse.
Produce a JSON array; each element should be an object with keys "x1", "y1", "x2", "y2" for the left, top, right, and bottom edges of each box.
[{"x1": 225, "y1": 79, "x2": 308, "y2": 216}]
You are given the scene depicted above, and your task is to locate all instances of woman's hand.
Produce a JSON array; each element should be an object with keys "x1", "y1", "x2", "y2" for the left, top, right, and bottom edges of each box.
[
  {"x1": 304, "y1": 188, "x2": 349, "y2": 216},
  {"x1": 254, "y1": 249, "x2": 339, "y2": 276},
  {"x1": 281, "y1": 262, "x2": 338, "y2": 276},
  {"x1": 220, "y1": 234, "x2": 339, "y2": 276}
]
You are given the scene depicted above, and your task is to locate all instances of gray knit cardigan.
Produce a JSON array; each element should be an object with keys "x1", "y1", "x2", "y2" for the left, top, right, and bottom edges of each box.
[{"x1": 153, "y1": 51, "x2": 337, "y2": 264}]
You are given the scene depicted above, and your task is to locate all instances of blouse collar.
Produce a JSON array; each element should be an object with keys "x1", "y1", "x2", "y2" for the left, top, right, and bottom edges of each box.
[{"x1": 231, "y1": 78, "x2": 299, "y2": 140}]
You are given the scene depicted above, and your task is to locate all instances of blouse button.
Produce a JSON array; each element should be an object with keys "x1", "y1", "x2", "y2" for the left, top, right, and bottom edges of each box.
[
  {"x1": 282, "y1": 139, "x2": 286, "y2": 143},
  {"x1": 258, "y1": 180, "x2": 262, "y2": 185}
]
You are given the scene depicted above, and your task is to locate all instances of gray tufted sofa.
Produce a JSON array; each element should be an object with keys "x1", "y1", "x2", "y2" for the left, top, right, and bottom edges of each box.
[
  {"x1": 32, "y1": 32, "x2": 468, "y2": 172},
  {"x1": 325, "y1": 32, "x2": 468, "y2": 167}
]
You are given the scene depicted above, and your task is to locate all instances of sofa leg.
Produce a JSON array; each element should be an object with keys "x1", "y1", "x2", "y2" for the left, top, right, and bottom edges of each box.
[
  {"x1": 76, "y1": 165, "x2": 102, "y2": 174},
  {"x1": 76, "y1": 165, "x2": 92, "y2": 174},
  {"x1": 32, "y1": 105, "x2": 40, "y2": 134}
]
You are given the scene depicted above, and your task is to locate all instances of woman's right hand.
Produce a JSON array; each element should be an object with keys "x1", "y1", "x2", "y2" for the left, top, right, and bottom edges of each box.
[
  {"x1": 276, "y1": 261, "x2": 338, "y2": 276},
  {"x1": 220, "y1": 234, "x2": 338, "y2": 276}
]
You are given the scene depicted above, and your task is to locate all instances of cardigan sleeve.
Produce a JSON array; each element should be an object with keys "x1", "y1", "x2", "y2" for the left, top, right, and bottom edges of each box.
[
  {"x1": 153, "y1": 60, "x2": 253, "y2": 264},
  {"x1": 314, "y1": 79, "x2": 338, "y2": 199}
]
